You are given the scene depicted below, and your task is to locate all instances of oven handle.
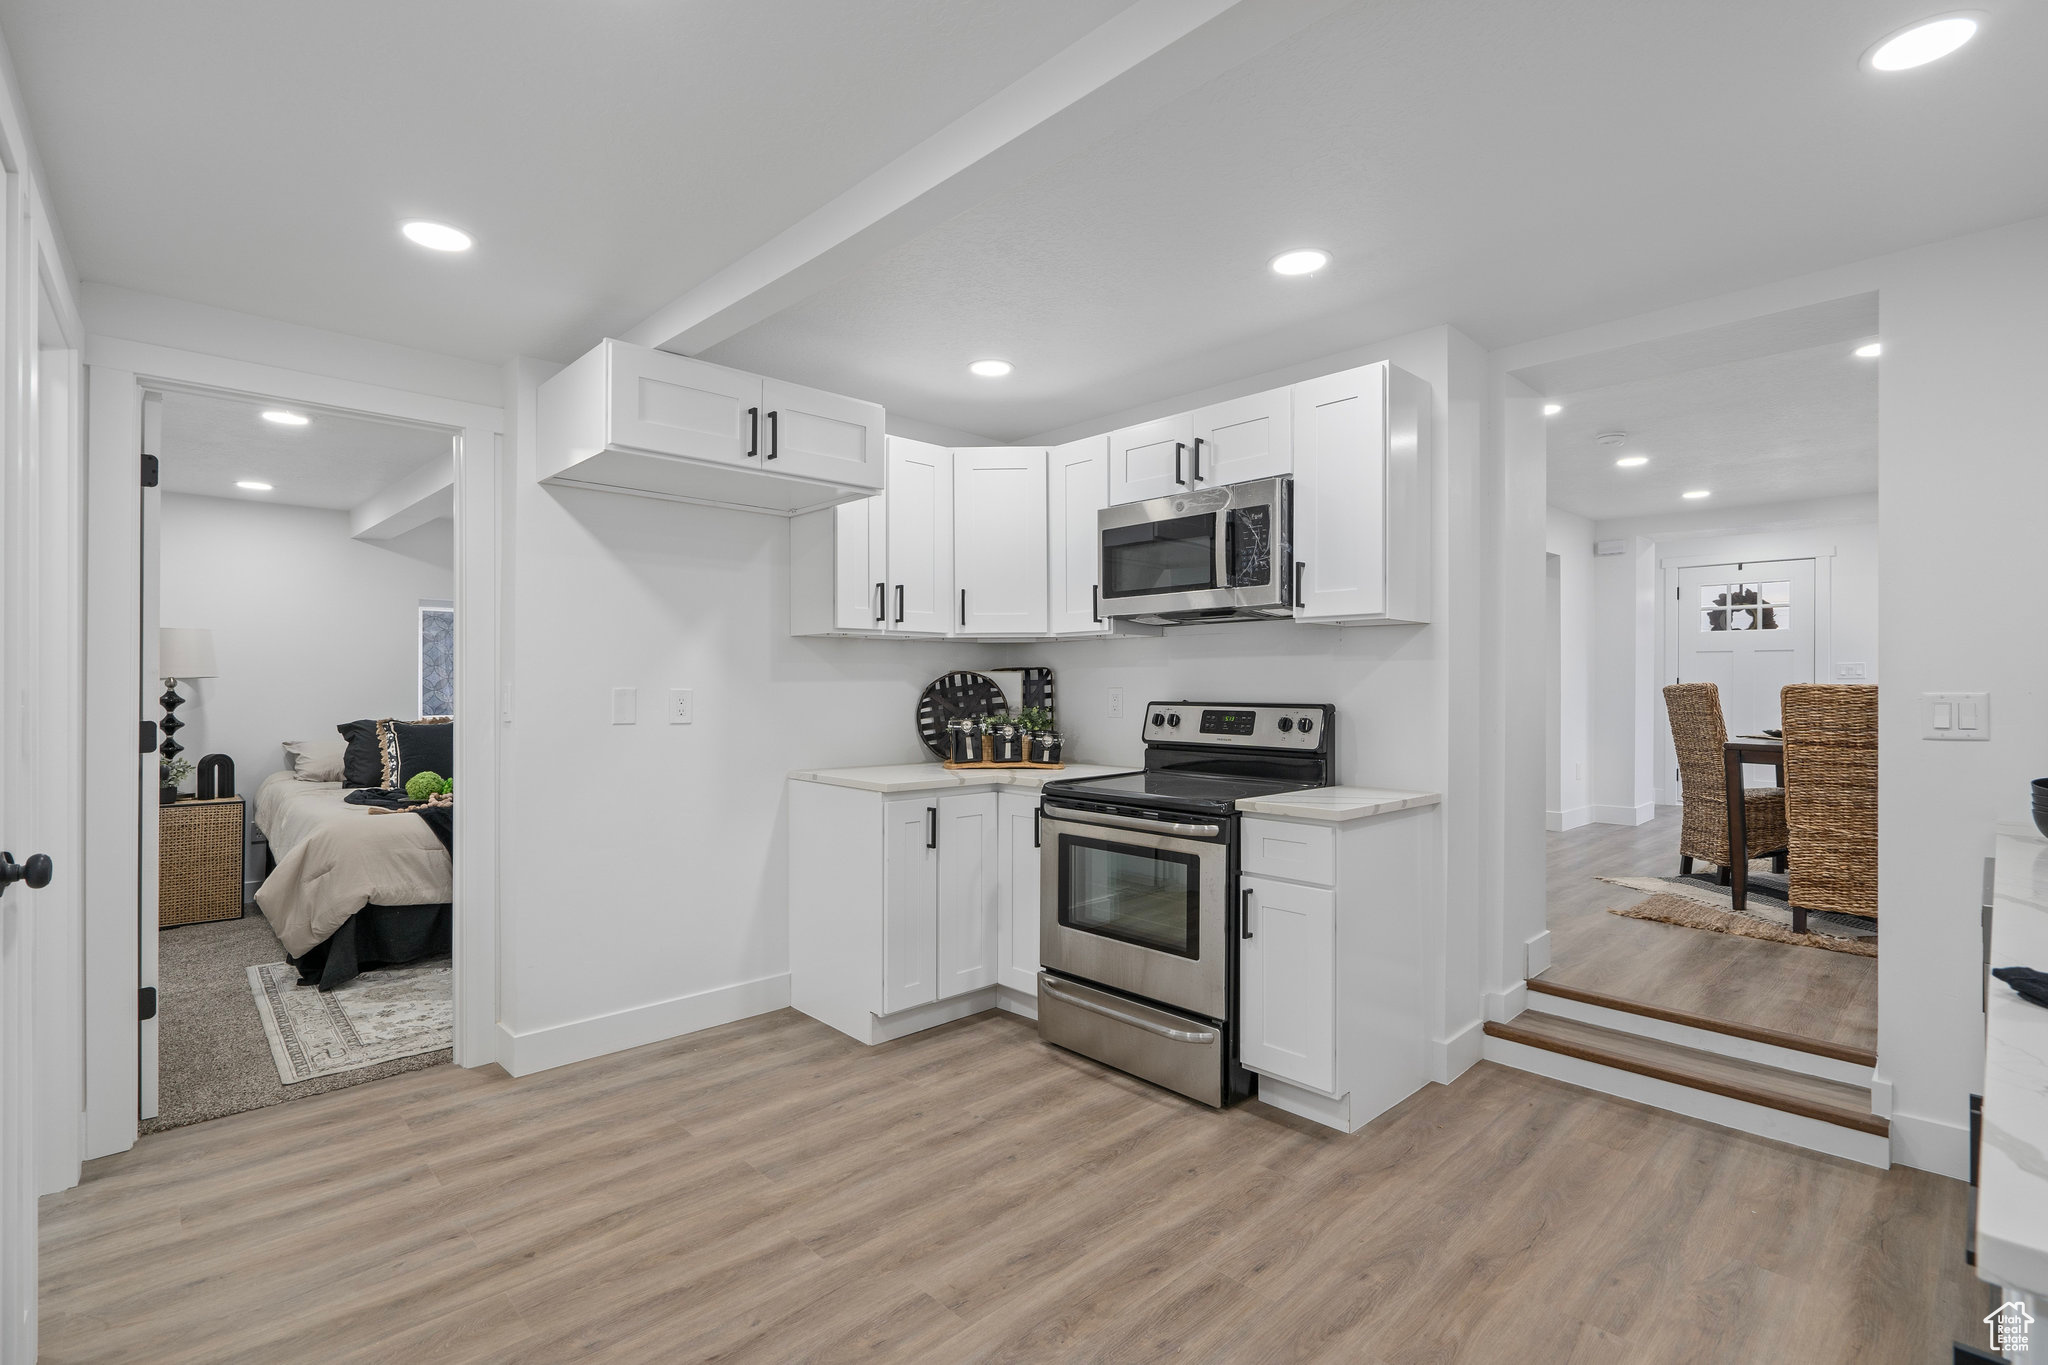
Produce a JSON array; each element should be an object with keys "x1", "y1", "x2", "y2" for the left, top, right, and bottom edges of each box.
[
  {"x1": 1040, "y1": 980, "x2": 1219, "y2": 1045},
  {"x1": 1042, "y1": 808, "x2": 1221, "y2": 839}
]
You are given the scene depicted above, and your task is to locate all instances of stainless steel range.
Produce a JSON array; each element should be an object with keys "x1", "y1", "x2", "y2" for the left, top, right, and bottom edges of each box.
[{"x1": 1036, "y1": 702, "x2": 1335, "y2": 1106}]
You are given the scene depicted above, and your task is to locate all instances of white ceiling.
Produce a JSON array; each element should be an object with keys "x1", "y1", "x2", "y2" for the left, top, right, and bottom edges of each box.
[
  {"x1": 158, "y1": 389, "x2": 451, "y2": 511},
  {"x1": 5, "y1": 1, "x2": 2046, "y2": 442}
]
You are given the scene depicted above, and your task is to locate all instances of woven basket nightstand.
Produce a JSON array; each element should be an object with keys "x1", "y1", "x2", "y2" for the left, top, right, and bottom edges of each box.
[{"x1": 160, "y1": 795, "x2": 245, "y2": 928}]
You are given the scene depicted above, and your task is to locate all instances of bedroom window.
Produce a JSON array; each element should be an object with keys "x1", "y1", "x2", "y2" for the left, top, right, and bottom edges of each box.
[{"x1": 419, "y1": 601, "x2": 454, "y2": 717}]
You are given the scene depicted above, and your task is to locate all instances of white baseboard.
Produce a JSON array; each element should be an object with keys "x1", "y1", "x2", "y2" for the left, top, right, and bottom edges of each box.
[
  {"x1": 1484, "y1": 984, "x2": 1528, "y2": 1024},
  {"x1": 1257, "y1": 1075, "x2": 1355, "y2": 1132},
  {"x1": 1524, "y1": 930, "x2": 1552, "y2": 978},
  {"x1": 994, "y1": 982, "x2": 1038, "y2": 1021},
  {"x1": 1429, "y1": 1018, "x2": 1484, "y2": 1084},
  {"x1": 865, "y1": 988, "x2": 998, "y2": 1043},
  {"x1": 1546, "y1": 807, "x2": 1592, "y2": 832},
  {"x1": 1591, "y1": 802, "x2": 1656, "y2": 827},
  {"x1": 497, "y1": 972, "x2": 791, "y2": 1077},
  {"x1": 1481, "y1": 1033, "x2": 1890, "y2": 1168},
  {"x1": 1886, "y1": 1108, "x2": 1970, "y2": 1180}
]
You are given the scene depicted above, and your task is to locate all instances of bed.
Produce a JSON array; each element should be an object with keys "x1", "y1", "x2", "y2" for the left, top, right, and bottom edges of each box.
[{"x1": 252, "y1": 770, "x2": 452, "y2": 990}]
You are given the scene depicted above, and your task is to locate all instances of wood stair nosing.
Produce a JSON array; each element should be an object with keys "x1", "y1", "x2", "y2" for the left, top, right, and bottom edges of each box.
[
  {"x1": 1525, "y1": 976, "x2": 1878, "y2": 1068},
  {"x1": 1484, "y1": 1012, "x2": 1889, "y2": 1138}
]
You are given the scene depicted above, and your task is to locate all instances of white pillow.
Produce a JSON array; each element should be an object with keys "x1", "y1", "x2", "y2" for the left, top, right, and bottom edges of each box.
[{"x1": 282, "y1": 738, "x2": 346, "y2": 783}]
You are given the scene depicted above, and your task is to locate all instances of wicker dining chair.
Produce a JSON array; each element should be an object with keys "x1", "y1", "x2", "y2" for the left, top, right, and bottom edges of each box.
[
  {"x1": 1663, "y1": 682, "x2": 1787, "y2": 882},
  {"x1": 1780, "y1": 683, "x2": 1878, "y2": 934}
]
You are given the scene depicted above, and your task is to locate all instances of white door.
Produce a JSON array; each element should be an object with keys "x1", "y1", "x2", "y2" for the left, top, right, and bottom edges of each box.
[
  {"x1": 1046, "y1": 435, "x2": 1108, "y2": 636},
  {"x1": 1107, "y1": 414, "x2": 1192, "y2": 505},
  {"x1": 882, "y1": 798, "x2": 940, "y2": 1014},
  {"x1": 884, "y1": 438, "x2": 952, "y2": 635},
  {"x1": 936, "y1": 791, "x2": 999, "y2": 998},
  {"x1": 1189, "y1": 388, "x2": 1291, "y2": 488},
  {"x1": 606, "y1": 343, "x2": 765, "y2": 466},
  {"x1": 996, "y1": 791, "x2": 1042, "y2": 994},
  {"x1": 1237, "y1": 875, "x2": 1336, "y2": 1094},
  {"x1": 953, "y1": 447, "x2": 1048, "y2": 636},
  {"x1": 1292, "y1": 365, "x2": 1388, "y2": 621},
  {"x1": 139, "y1": 392, "x2": 163, "y2": 1122},
  {"x1": 1672, "y1": 560, "x2": 1816, "y2": 785},
  {"x1": 762, "y1": 377, "x2": 885, "y2": 491}
]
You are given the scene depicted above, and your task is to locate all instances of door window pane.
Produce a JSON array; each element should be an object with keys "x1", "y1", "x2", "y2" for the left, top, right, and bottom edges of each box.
[
  {"x1": 1059, "y1": 836, "x2": 1200, "y2": 958},
  {"x1": 419, "y1": 605, "x2": 454, "y2": 716},
  {"x1": 1697, "y1": 579, "x2": 1793, "y2": 631}
]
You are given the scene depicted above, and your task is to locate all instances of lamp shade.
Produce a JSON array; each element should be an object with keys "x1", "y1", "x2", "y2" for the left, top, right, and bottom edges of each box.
[{"x1": 159, "y1": 628, "x2": 217, "y2": 680}]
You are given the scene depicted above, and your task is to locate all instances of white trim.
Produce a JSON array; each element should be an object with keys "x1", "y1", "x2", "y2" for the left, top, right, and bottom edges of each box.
[
  {"x1": 1484, "y1": 983, "x2": 1528, "y2": 1024},
  {"x1": 1885, "y1": 1108, "x2": 1969, "y2": 1181},
  {"x1": 496, "y1": 973, "x2": 791, "y2": 1077},
  {"x1": 1522, "y1": 993, "x2": 1875, "y2": 1087},
  {"x1": 1258, "y1": 1075, "x2": 1357, "y2": 1132},
  {"x1": 1523, "y1": 929, "x2": 1551, "y2": 978},
  {"x1": 1481, "y1": 1033, "x2": 1891, "y2": 1168},
  {"x1": 1429, "y1": 1018, "x2": 1484, "y2": 1084},
  {"x1": 994, "y1": 982, "x2": 1038, "y2": 1021},
  {"x1": 1545, "y1": 806, "x2": 1591, "y2": 832},
  {"x1": 1591, "y1": 802, "x2": 1656, "y2": 826}
]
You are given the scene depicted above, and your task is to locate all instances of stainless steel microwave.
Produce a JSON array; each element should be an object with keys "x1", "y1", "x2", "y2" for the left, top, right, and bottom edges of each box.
[{"x1": 1097, "y1": 476, "x2": 1293, "y2": 624}]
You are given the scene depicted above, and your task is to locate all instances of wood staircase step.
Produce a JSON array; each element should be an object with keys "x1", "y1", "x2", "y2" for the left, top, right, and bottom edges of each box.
[
  {"x1": 1526, "y1": 976, "x2": 1878, "y2": 1067},
  {"x1": 1484, "y1": 1011, "x2": 1888, "y2": 1137}
]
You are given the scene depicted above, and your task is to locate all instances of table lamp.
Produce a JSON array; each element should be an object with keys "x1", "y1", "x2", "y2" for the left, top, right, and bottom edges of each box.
[{"x1": 158, "y1": 627, "x2": 216, "y2": 767}]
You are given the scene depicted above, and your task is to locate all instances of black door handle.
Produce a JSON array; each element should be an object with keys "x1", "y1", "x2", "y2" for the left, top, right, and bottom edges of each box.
[
  {"x1": 1174, "y1": 442, "x2": 1187, "y2": 486},
  {"x1": 0, "y1": 852, "x2": 53, "y2": 898},
  {"x1": 1241, "y1": 886, "x2": 1254, "y2": 939},
  {"x1": 765, "y1": 409, "x2": 780, "y2": 460},
  {"x1": 874, "y1": 582, "x2": 886, "y2": 622},
  {"x1": 1192, "y1": 437, "x2": 1204, "y2": 482},
  {"x1": 926, "y1": 807, "x2": 938, "y2": 850},
  {"x1": 895, "y1": 584, "x2": 905, "y2": 623},
  {"x1": 746, "y1": 406, "x2": 759, "y2": 458},
  {"x1": 959, "y1": 588, "x2": 967, "y2": 628},
  {"x1": 1092, "y1": 584, "x2": 1101, "y2": 623}
]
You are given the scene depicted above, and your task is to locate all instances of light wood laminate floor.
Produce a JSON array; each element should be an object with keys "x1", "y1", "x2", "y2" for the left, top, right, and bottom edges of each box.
[
  {"x1": 1542, "y1": 807, "x2": 1878, "y2": 1055},
  {"x1": 42, "y1": 1008, "x2": 1977, "y2": 1363}
]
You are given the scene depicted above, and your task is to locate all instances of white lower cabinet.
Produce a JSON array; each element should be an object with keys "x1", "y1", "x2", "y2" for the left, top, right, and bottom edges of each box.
[
  {"x1": 935, "y1": 792, "x2": 999, "y2": 998},
  {"x1": 1237, "y1": 875, "x2": 1336, "y2": 1094},
  {"x1": 997, "y1": 791, "x2": 1042, "y2": 994},
  {"x1": 881, "y1": 797, "x2": 941, "y2": 1013}
]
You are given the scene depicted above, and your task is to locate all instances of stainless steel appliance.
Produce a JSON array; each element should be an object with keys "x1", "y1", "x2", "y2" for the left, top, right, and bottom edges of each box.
[
  {"x1": 1037, "y1": 701, "x2": 1335, "y2": 1105},
  {"x1": 1096, "y1": 476, "x2": 1292, "y2": 624}
]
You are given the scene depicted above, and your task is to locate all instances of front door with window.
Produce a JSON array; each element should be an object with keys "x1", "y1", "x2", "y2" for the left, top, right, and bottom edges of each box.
[{"x1": 1671, "y1": 559, "x2": 1816, "y2": 790}]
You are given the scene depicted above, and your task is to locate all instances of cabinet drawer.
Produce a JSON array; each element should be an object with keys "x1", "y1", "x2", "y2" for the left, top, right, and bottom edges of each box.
[{"x1": 1240, "y1": 817, "x2": 1335, "y2": 886}]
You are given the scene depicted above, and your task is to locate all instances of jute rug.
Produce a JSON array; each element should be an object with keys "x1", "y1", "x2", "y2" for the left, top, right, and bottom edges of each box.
[
  {"x1": 1598, "y1": 874, "x2": 1876, "y2": 957},
  {"x1": 248, "y1": 956, "x2": 453, "y2": 1084}
]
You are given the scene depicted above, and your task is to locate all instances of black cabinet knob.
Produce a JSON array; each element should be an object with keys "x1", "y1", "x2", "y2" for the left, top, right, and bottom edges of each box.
[{"x1": 0, "y1": 852, "x2": 53, "y2": 896}]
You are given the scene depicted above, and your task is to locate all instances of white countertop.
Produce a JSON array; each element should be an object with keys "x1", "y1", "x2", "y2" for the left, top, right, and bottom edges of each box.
[
  {"x1": 788, "y1": 762, "x2": 1130, "y2": 794},
  {"x1": 1981, "y1": 820, "x2": 2048, "y2": 1297},
  {"x1": 1235, "y1": 786, "x2": 1442, "y2": 823}
]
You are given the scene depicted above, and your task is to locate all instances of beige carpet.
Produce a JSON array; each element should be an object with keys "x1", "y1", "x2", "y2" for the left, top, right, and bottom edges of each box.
[
  {"x1": 146, "y1": 913, "x2": 451, "y2": 1134},
  {"x1": 1609, "y1": 891, "x2": 1877, "y2": 957}
]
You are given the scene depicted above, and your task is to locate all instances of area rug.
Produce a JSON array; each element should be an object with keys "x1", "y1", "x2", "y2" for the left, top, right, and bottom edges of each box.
[
  {"x1": 1598, "y1": 874, "x2": 1876, "y2": 956},
  {"x1": 248, "y1": 957, "x2": 453, "y2": 1084}
]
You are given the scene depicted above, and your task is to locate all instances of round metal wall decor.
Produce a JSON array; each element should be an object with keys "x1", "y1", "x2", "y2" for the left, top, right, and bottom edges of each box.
[{"x1": 914, "y1": 672, "x2": 1009, "y2": 759}]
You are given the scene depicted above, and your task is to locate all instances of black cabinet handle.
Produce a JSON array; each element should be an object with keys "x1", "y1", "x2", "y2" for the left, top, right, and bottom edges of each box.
[
  {"x1": 1192, "y1": 437, "x2": 1205, "y2": 482},
  {"x1": 874, "y1": 582, "x2": 886, "y2": 622},
  {"x1": 765, "y1": 409, "x2": 780, "y2": 460},
  {"x1": 1033, "y1": 808, "x2": 1041, "y2": 848},
  {"x1": 1241, "y1": 886, "x2": 1254, "y2": 939},
  {"x1": 0, "y1": 852, "x2": 52, "y2": 898},
  {"x1": 1294, "y1": 561, "x2": 1305, "y2": 606},
  {"x1": 1092, "y1": 584, "x2": 1101, "y2": 623},
  {"x1": 746, "y1": 406, "x2": 759, "y2": 458},
  {"x1": 926, "y1": 807, "x2": 938, "y2": 850},
  {"x1": 1174, "y1": 442, "x2": 1187, "y2": 486},
  {"x1": 895, "y1": 584, "x2": 905, "y2": 623},
  {"x1": 959, "y1": 588, "x2": 967, "y2": 628}
]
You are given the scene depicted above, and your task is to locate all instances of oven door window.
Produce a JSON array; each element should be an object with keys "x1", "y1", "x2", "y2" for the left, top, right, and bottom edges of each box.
[
  {"x1": 1057, "y1": 835, "x2": 1202, "y2": 958},
  {"x1": 1101, "y1": 513, "x2": 1216, "y2": 599}
]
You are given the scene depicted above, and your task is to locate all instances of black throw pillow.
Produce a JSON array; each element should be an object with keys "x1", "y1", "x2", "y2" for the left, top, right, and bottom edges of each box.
[
  {"x1": 391, "y1": 719, "x2": 454, "y2": 788},
  {"x1": 337, "y1": 719, "x2": 386, "y2": 788}
]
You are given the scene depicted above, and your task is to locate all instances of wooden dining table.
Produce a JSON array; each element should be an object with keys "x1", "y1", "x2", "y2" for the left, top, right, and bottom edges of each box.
[{"x1": 1723, "y1": 735, "x2": 1784, "y2": 916}]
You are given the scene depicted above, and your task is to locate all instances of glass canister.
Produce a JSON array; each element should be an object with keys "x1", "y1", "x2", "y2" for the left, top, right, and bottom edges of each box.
[{"x1": 1030, "y1": 731, "x2": 1063, "y2": 765}]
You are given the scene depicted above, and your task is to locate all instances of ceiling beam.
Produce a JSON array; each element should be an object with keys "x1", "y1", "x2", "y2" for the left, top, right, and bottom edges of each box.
[
  {"x1": 351, "y1": 451, "x2": 454, "y2": 541},
  {"x1": 622, "y1": 0, "x2": 1349, "y2": 356}
]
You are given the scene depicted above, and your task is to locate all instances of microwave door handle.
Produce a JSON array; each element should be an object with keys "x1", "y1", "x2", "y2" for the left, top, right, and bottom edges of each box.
[{"x1": 1217, "y1": 510, "x2": 1234, "y2": 590}]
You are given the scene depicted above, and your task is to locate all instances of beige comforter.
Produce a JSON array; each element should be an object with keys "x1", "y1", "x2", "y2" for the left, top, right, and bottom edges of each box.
[{"x1": 252, "y1": 771, "x2": 451, "y2": 956}]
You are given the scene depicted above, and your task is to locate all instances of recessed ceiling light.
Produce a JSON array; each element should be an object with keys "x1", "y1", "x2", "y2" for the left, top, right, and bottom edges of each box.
[
  {"x1": 968, "y1": 359, "x2": 1013, "y2": 378},
  {"x1": 401, "y1": 220, "x2": 474, "y2": 252},
  {"x1": 1865, "y1": 14, "x2": 1979, "y2": 71},
  {"x1": 1615, "y1": 456, "x2": 1648, "y2": 468},
  {"x1": 236, "y1": 480, "x2": 273, "y2": 491},
  {"x1": 1269, "y1": 248, "x2": 1330, "y2": 277},
  {"x1": 1542, "y1": 403, "x2": 1562, "y2": 417},
  {"x1": 261, "y1": 410, "x2": 309, "y2": 426},
  {"x1": 1854, "y1": 342, "x2": 1882, "y2": 358},
  {"x1": 1682, "y1": 490, "x2": 1711, "y2": 500}
]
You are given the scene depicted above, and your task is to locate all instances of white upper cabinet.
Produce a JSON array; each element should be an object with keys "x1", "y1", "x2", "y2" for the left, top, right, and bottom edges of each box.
[
  {"x1": 538, "y1": 339, "x2": 884, "y2": 516},
  {"x1": 1046, "y1": 435, "x2": 1110, "y2": 636},
  {"x1": 1189, "y1": 387, "x2": 1291, "y2": 487},
  {"x1": 1291, "y1": 361, "x2": 1432, "y2": 625},
  {"x1": 1106, "y1": 414, "x2": 1193, "y2": 505},
  {"x1": 953, "y1": 447, "x2": 1049, "y2": 637},
  {"x1": 884, "y1": 438, "x2": 954, "y2": 635}
]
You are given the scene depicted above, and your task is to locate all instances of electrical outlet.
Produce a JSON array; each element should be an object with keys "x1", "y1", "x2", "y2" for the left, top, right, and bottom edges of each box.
[
  {"x1": 668, "y1": 688, "x2": 693, "y2": 725},
  {"x1": 1107, "y1": 686, "x2": 1124, "y2": 720},
  {"x1": 611, "y1": 687, "x2": 637, "y2": 725}
]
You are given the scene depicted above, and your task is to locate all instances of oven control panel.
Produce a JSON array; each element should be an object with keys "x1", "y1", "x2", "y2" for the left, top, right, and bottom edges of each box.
[{"x1": 1143, "y1": 702, "x2": 1330, "y2": 750}]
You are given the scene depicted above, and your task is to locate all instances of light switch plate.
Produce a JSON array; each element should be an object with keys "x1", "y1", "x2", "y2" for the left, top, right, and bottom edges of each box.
[
  {"x1": 668, "y1": 688, "x2": 693, "y2": 724},
  {"x1": 611, "y1": 686, "x2": 638, "y2": 725},
  {"x1": 1922, "y1": 691, "x2": 1988, "y2": 740},
  {"x1": 1834, "y1": 661, "x2": 1868, "y2": 681}
]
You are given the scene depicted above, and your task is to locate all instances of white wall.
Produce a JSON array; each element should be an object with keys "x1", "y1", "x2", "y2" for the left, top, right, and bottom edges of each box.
[
  {"x1": 158, "y1": 493, "x2": 453, "y2": 888},
  {"x1": 1589, "y1": 535, "x2": 1657, "y2": 825},
  {"x1": 1545, "y1": 508, "x2": 1594, "y2": 829}
]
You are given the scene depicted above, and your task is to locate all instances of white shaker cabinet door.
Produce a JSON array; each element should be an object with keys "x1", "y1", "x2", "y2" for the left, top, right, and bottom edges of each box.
[
  {"x1": 606, "y1": 344, "x2": 764, "y2": 466},
  {"x1": 882, "y1": 798, "x2": 941, "y2": 1014},
  {"x1": 1106, "y1": 414, "x2": 1193, "y2": 505},
  {"x1": 936, "y1": 791, "x2": 1000, "y2": 998},
  {"x1": 1047, "y1": 435, "x2": 1109, "y2": 636},
  {"x1": 953, "y1": 447, "x2": 1049, "y2": 636},
  {"x1": 760, "y1": 377, "x2": 886, "y2": 491},
  {"x1": 1291, "y1": 364, "x2": 1388, "y2": 622},
  {"x1": 1237, "y1": 874, "x2": 1336, "y2": 1094},
  {"x1": 1189, "y1": 388, "x2": 1291, "y2": 488},
  {"x1": 997, "y1": 791, "x2": 1043, "y2": 994},
  {"x1": 884, "y1": 438, "x2": 954, "y2": 635}
]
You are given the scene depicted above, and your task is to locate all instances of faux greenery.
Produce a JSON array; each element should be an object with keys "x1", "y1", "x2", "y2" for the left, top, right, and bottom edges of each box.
[
  {"x1": 404, "y1": 771, "x2": 452, "y2": 801},
  {"x1": 160, "y1": 757, "x2": 193, "y2": 788},
  {"x1": 1017, "y1": 705, "x2": 1056, "y2": 733}
]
